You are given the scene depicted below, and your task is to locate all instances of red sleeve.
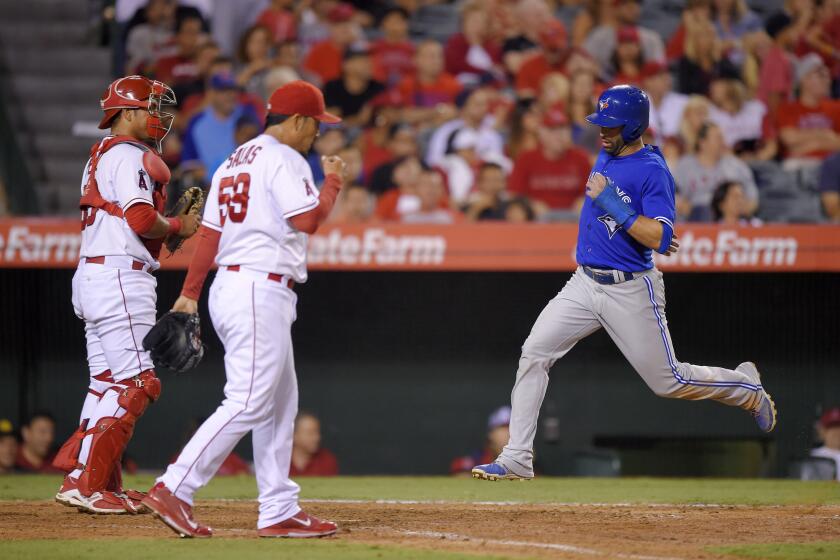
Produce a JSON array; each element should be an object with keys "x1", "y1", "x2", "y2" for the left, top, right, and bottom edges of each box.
[
  {"x1": 288, "y1": 173, "x2": 343, "y2": 234},
  {"x1": 515, "y1": 57, "x2": 539, "y2": 93},
  {"x1": 124, "y1": 203, "x2": 158, "y2": 235},
  {"x1": 508, "y1": 153, "x2": 529, "y2": 195},
  {"x1": 776, "y1": 103, "x2": 798, "y2": 129},
  {"x1": 444, "y1": 34, "x2": 469, "y2": 75},
  {"x1": 181, "y1": 225, "x2": 221, "y2": 300}
]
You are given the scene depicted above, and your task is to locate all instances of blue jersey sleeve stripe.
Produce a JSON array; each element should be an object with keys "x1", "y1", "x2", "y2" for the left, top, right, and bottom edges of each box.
[{"x1": 654, "y1": 216, "x2": 674, "y2": 228}]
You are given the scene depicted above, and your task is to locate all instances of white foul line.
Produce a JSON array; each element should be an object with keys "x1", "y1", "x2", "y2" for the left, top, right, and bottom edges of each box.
[{"x1": 372, "y1": 526, "x2": 685, "y2": 560}]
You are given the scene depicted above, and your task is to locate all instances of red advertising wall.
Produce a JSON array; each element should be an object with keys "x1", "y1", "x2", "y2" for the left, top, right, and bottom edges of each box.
[{"x1": 0, "y1": 219, "x2": 838, "y2": 272}]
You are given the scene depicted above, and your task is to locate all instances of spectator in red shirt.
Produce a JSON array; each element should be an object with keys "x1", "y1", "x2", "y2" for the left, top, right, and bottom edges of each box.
[
  {"x1": 374, "y1": 155, "x2": 424, "y2": 220},
  {"x1": 302, "y1": 2, "x2": 359, "y2": 85},
  {"x1": 371, "y1": 7, "x2": 415, "y2": 87},
  {"x1": 0, "y1": 419, "x2": 18, "y2": 474},
  {"x1": 610, "y1": 26, "x2": 644, "y2": 85},
  {"x1": 516, "y1": 19, "x2": 572, "y2": 98},
  {"x1": 290, "y1": 412, "x2": 339, "y2": 477},
  {"x1": 444, "y1": 1, "x2": 503, "y2": 86},
  {"x1": 255, "y1": 0, "x2": 297, "y2": 45},
  {"x1": 153, "y1": 15, "x2": 205, "y2": 93},
  {"x1": 15, "y1": 412, "x2": 61, "y2": 473},
  {"x1": 450, "y1": 406, "x2": 511, "y2": 475},
  {"x1": 778, "y1": 53, "x2": 840, "y2": 161},
  {"x1": 509, "y1": 105, "x2": 591, "y2": 216},
  {"x1": 759, "y1": 11, "x2": 798, "y2": 118},
  {"x1": 399, "y1": 40, "x2": 463, "y2": 124}
]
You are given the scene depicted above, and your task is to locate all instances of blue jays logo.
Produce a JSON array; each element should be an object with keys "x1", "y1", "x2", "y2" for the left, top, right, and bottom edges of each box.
[
  {"x1": 599, "y1": 100, "x2": 609, "y2": 111},
  {"x1": 598, "y1": 214, "x2": 621, "y2": 238}
]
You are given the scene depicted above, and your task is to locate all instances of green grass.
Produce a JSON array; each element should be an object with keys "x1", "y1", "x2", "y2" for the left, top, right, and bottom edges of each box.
[
  {"x1": 1, "y1": 474, "x2": 838, "y2": 505},
  {"x1": 0, "y1": 539, "x2": 519, "y2": 560},
  {"x1": 712, "y1": 542, "x2": 840, "y2": 559}
]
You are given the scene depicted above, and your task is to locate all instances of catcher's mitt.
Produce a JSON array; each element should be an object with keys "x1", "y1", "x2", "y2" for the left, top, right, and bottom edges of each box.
[
  {"x1": 165, "y1": 186, "x2": 205, "y2": 254},
  {"x1": 142, "y1": 312, "x2": 205, "y2": 373}
]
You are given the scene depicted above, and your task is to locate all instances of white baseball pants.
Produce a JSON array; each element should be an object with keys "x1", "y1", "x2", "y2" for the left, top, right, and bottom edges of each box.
[
  {"x1": 498, "y1": 267, "x2": 764, "y2": 477},
  {"x1": 158, "y1": 267, "x2": 301, "y2": 528}
]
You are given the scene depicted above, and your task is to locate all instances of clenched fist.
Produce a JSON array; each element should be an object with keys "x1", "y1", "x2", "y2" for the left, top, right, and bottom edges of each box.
[
  {"x1": 321, "y1": 155, "x2": 346, "y2": 178},
  {"x1": 585, "y1": 172, "x2": 608, "y2": 199}
]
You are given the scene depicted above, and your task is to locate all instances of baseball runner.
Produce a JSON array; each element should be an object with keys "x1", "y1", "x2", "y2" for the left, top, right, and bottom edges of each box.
[
  {"x1": 53, "y1": 75, "x2": 201, "y2": 511},
  {"x1": 141, "y1": 81, "x2": 344, "y2": 538},
  {"x1": 473, "y1": 85, "x2": 778, "y2": 481}
]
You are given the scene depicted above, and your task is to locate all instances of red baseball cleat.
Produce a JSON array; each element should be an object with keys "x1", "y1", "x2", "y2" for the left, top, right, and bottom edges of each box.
[
  {"x1": 141, "y1": 482, "x2": 212, "y2": 538},
  {"x1": 119, "y1": 489, "x2": 149, "y2": 514},
  {"x1": 55, "y1": 476, "x2": 85, "y2": 509},
  {"x1": 257, "y1": 511, "x2": 338, "y2": 538}
]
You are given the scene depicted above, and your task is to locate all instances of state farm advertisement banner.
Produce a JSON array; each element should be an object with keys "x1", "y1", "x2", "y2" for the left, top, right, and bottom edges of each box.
[{"x1": 0, "y1": 219, "x2": 838, "y2": 272}]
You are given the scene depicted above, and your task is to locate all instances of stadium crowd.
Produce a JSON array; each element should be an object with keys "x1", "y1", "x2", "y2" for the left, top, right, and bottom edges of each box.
[{"x1": 109, "y1": 0, "x2": 840, "y2": 224}]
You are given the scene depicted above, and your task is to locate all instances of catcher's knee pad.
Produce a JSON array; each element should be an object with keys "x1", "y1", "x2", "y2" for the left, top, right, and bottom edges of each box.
[
  {"x1": 117, "y1": 370, "x2": 161, "y2": 414},
  {"x1": 78, "y1": 371, "x2": 161, "y2": 494}
]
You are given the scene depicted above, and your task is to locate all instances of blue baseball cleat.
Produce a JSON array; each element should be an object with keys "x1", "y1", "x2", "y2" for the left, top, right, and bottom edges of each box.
[
  {"x1": 471, "y1": 462, "x2": 532, "y2": 481},
  {"x1": 737, "y1": 362, "x2": 777, "y2": 432}
]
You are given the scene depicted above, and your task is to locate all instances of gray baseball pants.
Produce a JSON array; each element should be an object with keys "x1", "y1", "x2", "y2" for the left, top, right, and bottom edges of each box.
[{"x1": 498, "y1": 267, "x2": 763, "y2": 477}]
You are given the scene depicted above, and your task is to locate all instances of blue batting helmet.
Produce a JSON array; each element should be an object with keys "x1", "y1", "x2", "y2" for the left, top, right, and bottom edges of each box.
[{"x1": 585, "y1": 85, "x2": 649, "y2": 143}]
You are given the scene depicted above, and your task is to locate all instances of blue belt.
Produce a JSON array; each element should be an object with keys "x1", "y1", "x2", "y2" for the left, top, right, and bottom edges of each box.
[{"x1": 582, "y1": 266, "x2": 634, "y2": 285}]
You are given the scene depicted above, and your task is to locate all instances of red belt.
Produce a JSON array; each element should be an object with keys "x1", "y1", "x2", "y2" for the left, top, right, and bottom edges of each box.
[
  {"x1": 86, "y1": 256, "x2": 147, "y2": 271},
  {"x1": 226, "y1": 265, "x2": 295, "y2": 289}
]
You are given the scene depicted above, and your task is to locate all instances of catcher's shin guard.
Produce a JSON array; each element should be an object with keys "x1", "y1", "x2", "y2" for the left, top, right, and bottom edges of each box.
[
  {"x1": 78, "y1": 371, "x2": 161, "y2": 495},
  {"x1": 52, "y1": 420, "x2": 89, "y2": 472}
]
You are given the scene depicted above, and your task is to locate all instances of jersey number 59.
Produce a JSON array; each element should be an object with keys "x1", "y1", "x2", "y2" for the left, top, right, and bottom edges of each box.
[{"x1": 219, "y1": 173, "x2": 251, "y2": 226}]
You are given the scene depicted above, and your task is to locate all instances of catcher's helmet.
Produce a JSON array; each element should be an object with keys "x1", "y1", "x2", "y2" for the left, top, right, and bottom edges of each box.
[
  {"x1": 585, "y1": 84, "x2": 649, "y2": 143},
  {"x1": 98, "y1": 75, "x2": 176, "y2": 147}
]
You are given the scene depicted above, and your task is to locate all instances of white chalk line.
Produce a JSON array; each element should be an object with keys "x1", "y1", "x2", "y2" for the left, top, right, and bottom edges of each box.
[{"x1": 367, "y1": 526, "x2": 686, "y2": 560}]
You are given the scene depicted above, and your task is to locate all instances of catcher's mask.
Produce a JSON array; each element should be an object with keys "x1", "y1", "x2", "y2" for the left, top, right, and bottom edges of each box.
[{"x1": 98, "y1": 75, "x2": 176, "y2": 150}]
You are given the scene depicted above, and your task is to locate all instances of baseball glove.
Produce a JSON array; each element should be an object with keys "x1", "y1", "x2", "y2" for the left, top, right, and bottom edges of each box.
[
  {"x1": 142, "y1": 312, "x2": 205, "y2": 373},
  {"x1": 164, "y1": 186, "x2": 205, "y2": 254}
]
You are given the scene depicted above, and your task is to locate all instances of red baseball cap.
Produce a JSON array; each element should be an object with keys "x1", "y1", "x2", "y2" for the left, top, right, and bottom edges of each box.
[
  {"x1": 617, "y1": 26, "x2": 640, "y2": 44},
  {"x1": 641, "y1": 60, "x2": 668, "y2": 80},
  {"x1": 267, "y1": 81, "x2": 341, "y2": 124},
  {"x1": 542, "y1": 103, "x2": 569, "y2": 127},
  {"x1": 538, "y1": 19, "x2": 568, "y2": 51},
  {"x1": 820, "y1": 407, "x2": 840, "y2": 429},
  {"x1": 328, "y1": 2, "x2": 355, "y2": 23}
]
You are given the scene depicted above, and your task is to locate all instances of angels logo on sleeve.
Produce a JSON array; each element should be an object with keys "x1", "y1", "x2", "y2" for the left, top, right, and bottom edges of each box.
[{"x1": 303, "y1": 178, "x2": 315, "y2": 197}]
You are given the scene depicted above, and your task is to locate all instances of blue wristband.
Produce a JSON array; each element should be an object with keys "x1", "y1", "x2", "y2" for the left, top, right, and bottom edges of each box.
[
  {"x1": 657, "y1": 220, "x2": 674, "y2": 254},
  {"x1": 593, "y1": 183, "x2": 636, "y2": 226}
]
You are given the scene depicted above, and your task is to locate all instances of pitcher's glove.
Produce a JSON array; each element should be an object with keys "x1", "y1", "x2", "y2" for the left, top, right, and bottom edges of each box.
[
  {"x1": 142, "y1": 312, "x2": 205, "y2": 373},
  {"x1": 165, "y1": 186, "x2": 205, "y2": 254}
]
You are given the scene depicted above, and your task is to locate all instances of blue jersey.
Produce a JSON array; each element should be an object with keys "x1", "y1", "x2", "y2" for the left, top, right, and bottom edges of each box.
[{"x1": 575, "y1": 145, "x2": 676, "y2": 272}]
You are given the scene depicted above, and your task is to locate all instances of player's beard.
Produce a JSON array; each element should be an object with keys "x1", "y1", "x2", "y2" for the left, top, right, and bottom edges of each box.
[{"x1": 604, "y1": 136, "x2": 625, "y2": 155}]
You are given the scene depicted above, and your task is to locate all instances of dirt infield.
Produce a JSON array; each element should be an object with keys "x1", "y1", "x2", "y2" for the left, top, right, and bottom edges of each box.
[{"x1": 2, "y1": 499, "x2": 838, "y2": 559}]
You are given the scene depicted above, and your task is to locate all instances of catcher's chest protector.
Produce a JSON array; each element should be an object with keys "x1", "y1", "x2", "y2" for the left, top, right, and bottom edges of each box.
[{"x1": 80, "y1": 136, "x2": 169, "y2": 218}]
